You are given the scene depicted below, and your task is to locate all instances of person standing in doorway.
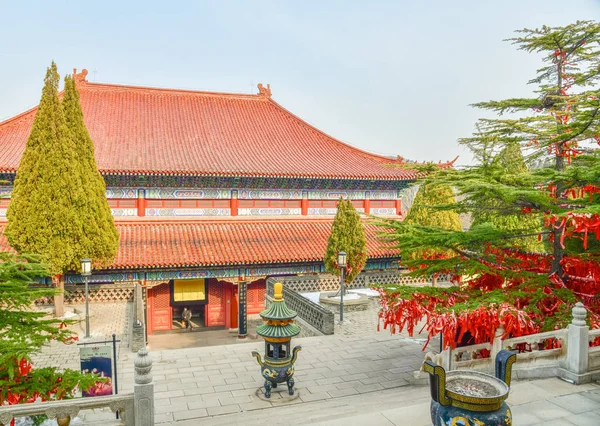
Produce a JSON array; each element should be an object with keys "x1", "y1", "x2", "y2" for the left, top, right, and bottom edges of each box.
[{"x1": 182, "y1": 306, "x2": 193, "y2": 331}]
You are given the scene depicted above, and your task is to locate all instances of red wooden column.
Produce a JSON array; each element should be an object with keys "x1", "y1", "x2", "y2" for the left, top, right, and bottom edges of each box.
[
  {"x1": 395, "y1": 199, "x2": 402, "y2": 216},
  {"x1": 364, "y1": 191, "x2": 371, "y2": 215},
  {"x1": 137, "y1": 189, "x2": 146, "y2": 217},
  {"x1": 301, "y1": 191, "x2": 308, "y2": 215},
  {"x1": 230, "y1": 190, "x2": 239, "y2": 216}
]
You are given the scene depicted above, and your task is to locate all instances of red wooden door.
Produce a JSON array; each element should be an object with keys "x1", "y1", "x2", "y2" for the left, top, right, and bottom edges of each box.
[
  {"x1": 206, "y1": 280, "x2": 226, "y2": 327},
  {"x1": 149, "y1": 283, "x2": 171, "y2": 332}
]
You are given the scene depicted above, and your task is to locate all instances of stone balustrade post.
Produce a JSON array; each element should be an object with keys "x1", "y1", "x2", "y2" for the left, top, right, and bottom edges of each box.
[
  {"x1": 491, "y1": 325, "x2": 506, "y2": 361},
  {"x1": 441, "y1": 347, "x2": 452, "y2": 371},
  {"x1": 561, "y1": 302, "x2": 590, "y2": 384},
  {"x1": 134, "y1": 347, "x2": 154, "y2": 426}
]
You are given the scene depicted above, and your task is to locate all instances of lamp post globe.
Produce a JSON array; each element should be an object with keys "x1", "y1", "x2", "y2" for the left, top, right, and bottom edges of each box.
[
  {"x1": 81, "y1": 258, "x2": 92, "y2": 338},
  {"x1": 337, "y1": 252, "x2": 346, "y2": 322},
  {"x1": 337, "y1": 252, "x2": 347, "y2": 268}
]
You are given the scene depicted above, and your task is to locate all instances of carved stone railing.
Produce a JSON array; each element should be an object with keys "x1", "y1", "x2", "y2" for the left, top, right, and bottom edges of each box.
[
  {"x1": 589, "y1": 328, "x2": 600, "y2": 349},
  {"x1": 588, "y1": 328, "x2": 600, "y2": 370},
  {"x1": 503, "y1": 329, "x2": 566, "y2": 358},
  {"x1": 266, "y1": 278, "x2": 334, "y2": 335},
  {"x1": 431, "y1": 303, "x2": 600, "y2": 384},
  {"x1": 0, "y1": 347, "x2": 154, "y2": 426},
  {"x1": 0, "y1": 394, "x2": 134, "y2": 426},
  {"x1": 452, "y1": 342, "x2": 492, "y2": 369}
]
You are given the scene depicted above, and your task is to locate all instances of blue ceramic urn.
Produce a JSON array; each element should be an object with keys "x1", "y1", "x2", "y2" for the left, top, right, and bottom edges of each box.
[{"x1": 423, "y1": 350, "x2": 517, "y2": 426}]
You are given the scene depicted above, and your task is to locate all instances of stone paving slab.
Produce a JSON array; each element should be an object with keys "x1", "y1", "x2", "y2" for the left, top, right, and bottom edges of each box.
[
  {"x1": 120, "y1": 333, "x2": 425, "y2": 424},
  {"x1": 25, "y1": 302, "x2": 600, "y2": 425},
  {"x1": 156, "y1": 377, "x2": 600, "y2": 425}
]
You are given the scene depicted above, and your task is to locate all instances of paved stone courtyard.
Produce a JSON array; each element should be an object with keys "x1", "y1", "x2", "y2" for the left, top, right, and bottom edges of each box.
[{"x1": 26, "y1": 301, "x2": 600, "y2": 425}]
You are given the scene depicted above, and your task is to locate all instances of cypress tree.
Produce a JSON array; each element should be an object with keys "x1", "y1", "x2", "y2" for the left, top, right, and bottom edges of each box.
[
  {"x1": 62, "y1": 75, "x2": 119, "y2": 267},
  {"x1": 324, "y1": 199, "x2": 368, "y2": 285},
  {"x1": 5, "y1": 62, "x2": 85, "y2": 275},
  {"x1": 399, "y1": 183, "x2": 462, "y2": 284},
  {"x1": 471, "y1": 142, "x2": 544, "y2": 252},
  {"x1": 403, "y1": 184, "x2": 462, "y2": 231},
  {"x1": 6, "y1": 65, "x2": 118, "y2": 274}
]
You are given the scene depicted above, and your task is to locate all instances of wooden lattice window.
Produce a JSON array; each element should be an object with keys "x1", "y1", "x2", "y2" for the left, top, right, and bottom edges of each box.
[{"x1": 153, "y1": 284, "x2": 171, "y2": 309}]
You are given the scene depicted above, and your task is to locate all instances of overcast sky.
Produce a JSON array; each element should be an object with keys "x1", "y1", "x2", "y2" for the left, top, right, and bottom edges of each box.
[{"x1": 1, "y1": 1, "x2": 598, "y2": 165}]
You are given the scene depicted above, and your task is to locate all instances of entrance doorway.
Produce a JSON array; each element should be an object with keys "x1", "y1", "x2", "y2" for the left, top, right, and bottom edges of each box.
[
  {"x1": 172, "y1": 305, "x2": 206, "y2": 330},
  {"x1": 148, "y1": 279, "x2": 211, "y2": 334}
]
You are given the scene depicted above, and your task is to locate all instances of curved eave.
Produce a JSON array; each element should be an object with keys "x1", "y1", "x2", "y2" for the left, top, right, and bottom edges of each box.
[
  {"x1": 103, "y1": 255, "x2": 400, "y2": 271},
  {"x1": 0, "y1": 168, "x2": 416, "y2": 181},
  {"x1": 94, "y1": 170, "x2": 417, "y2": 180}
]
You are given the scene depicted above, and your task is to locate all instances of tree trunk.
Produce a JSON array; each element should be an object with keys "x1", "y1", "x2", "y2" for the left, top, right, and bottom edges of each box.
[
  {"x1": 551, "y1": 226, "x2": 565, "y2": 278},
  {"x1": 53, "y1": 275, "x2": 65, "y2": 317},
  {"x1": 550, "y1": 57, "x2": 566, "y2": 279}
]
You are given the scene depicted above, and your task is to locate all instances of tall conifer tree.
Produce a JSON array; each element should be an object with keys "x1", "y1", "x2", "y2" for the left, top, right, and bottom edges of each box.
[
  {"x1": 6, "y1": 64, "x2": 119, "y2": 316},
  {"x1": 403, "y1": 184, "x2": 462, "y2": 231},
  {"x1": 400, "y1": 183, "x2": 462, "y2": 284},
  {"x1": 6, "y1": 63, "x2": 85, "y2": 275},
  {"x1": 324, "y1": 199, "x2": 368, "y2": 285},
  {"x1": 62, "y1": 75, "x2": 119, "y2": 266}
]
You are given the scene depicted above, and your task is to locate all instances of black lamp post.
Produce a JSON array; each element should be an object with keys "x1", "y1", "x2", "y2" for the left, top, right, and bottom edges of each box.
[
  {"x1": 81, "y1": 258, "x2": 92, "y2": 338},
  {"x1": 338, "y1": 251, "x2": 347, "y2": 322}
]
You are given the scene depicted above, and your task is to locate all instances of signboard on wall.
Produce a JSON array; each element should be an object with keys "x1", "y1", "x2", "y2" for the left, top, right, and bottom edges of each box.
[
  {"x1": 238, "y1": 281, "x2": 247, "y2": 337},
  {"x1": 80, "y1": 345, "x2": 113, "y2": 397},
  {"x1": 172, "y1": 279, "x2": 207, "y2": 303}
]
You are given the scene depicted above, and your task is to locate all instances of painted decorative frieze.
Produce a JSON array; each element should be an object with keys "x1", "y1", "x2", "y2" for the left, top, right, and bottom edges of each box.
[
  {"x1": 102, "y1": 174, "x2": 412, "y2": 191},
  {"x1": 370, "y1": 208, "x2": 397, "y2": 215},
  {"x1": 368, "y1": 190, "x2": 397, "y2": 200},
  {"x1": 238, "y1": 189, "x2": 303, "y2": 200},
  {"x1": 66, "y1": 272, "x2": 138, "y2": 284},
  {"x1": 308, "y1": 207, "x2": 364, "y2": 215},
  {"x1": 307, "y1": 190, "x2": 365, "y2": 200},
  {"x1": 145, "y1": 188, "x2": 231, "y2": 199},
  {"x1": 111, "y1": 208, "x2": 137, "y2": 217},
  {"x1": 64, "y1": 259, "x2": 399, "y2": 284},
  {"x1": 0, "y1": 186, "x2": 11, "y2": 197},
  {"x1": 147, "y1": 268, "x2": 240, "y2": 281},
  {"x1": 106, "y1": 187, "x2": 138, "y2": 198},
  {"x1": 238, "y1": 208, "x2": 302, "y2": 216},
  {"x1": 145, "y1": 208, "x2": 230, "y2": 216},
  {"x1": 246, "y1": 264, "x2": 324, "y2": 276},
  {"x1": 0, "y1": 209, "x2": 6, "y2": 218},
  {"x1": 308, "y1": 208, "x2": 337, "y2": 215}
]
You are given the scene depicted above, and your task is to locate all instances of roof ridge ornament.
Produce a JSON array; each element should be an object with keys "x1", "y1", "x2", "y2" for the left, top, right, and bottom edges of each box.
[
  {"x1": 257, "y1": 83, "x2": 272, "y2": 98},
  {"x1": 73, "y1": 68, "x2": 89, "y2": 84}
]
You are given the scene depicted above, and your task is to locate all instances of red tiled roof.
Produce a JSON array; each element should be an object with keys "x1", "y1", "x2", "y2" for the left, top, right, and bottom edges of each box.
[
  {"x1": 0, "y1": 219, "x2": 397, "y2": 270},
  {"x1": 0, "y1": 70, "x2": 420, "y2": 180}
]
